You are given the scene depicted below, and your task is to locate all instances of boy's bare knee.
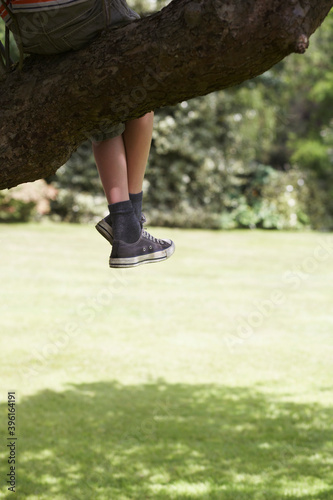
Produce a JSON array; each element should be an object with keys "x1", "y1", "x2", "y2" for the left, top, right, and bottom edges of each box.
[
  {"x1": 139, "y1": 111, "x2": 154, "y2": 124},
  {"x1": 138, "y1": 111, "x2": 154, "y2": 121}
]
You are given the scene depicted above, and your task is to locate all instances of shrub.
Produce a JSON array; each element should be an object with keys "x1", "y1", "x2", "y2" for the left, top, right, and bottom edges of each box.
[
  {"x1": 49, "y1": 190, "x2": 107, "y2": 223},
  {"x1": 0, "y1": 180, "x2": 57, "y2": 222}
]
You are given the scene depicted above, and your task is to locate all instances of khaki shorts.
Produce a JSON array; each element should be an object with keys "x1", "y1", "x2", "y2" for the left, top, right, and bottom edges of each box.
[{"x1": 10, "y1": 0, "x2": 140, "y2": 141}]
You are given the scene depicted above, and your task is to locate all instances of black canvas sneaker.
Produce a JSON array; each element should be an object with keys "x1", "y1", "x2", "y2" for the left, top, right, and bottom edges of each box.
[
  {"x1": 109, "y1": 229, "x2": 175, "y2": 268},
  {"x1": 95, "y1": 214, "x2": 147, "y2": 245}
]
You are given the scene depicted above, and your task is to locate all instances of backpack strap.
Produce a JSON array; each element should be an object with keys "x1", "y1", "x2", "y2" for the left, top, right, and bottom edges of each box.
[
  {"x1": 0, "y1": 24, "x2": 13, "y2": 72},
  {"x1": 5, "y1": 24, "x2": 11, "y2": 68},
  {"x1": 0, "y1": 39, "x2": 6, "y2": 71},
  {"x1": 0, "y1": 0, "x2": 24, "y2": 70}
]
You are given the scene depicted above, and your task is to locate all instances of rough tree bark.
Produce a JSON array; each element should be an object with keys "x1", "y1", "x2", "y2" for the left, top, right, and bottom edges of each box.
[{"x1": 0, "y1": 0, "x2": 332, "y2": 189}]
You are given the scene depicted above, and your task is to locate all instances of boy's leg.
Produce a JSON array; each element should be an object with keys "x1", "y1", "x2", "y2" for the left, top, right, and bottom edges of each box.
[
  {"x1": 123, "y1": 112, "x2": 154, "y2": 195},
  {"x1": 92, "y1": 135, "x2": 129, "y2": 204},
  {"x1": 94, "y1": 112, "x2": 154, "y2": 241},
  {"x1": 93, "y1": 113, "x2": 175, "y2": 267},
  {"x1": 93, "y1": 135, "x2": 140, "y2": 244},
  {"x1": 123, "y1": 111, "x2": 154, "y2": 220},
  {"x1": 93, "y1": 112, "x2": 153, "y2": 205}
]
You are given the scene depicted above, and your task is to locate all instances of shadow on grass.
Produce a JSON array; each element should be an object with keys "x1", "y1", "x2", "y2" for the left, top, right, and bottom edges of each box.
[{"x1": 1, "y1": 382, "x2": 332, "y2": 499}]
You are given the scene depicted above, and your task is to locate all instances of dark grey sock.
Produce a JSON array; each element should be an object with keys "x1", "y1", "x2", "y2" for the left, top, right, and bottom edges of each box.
[
  {"x1": 104, "y1": 191, "x2": 143, "y2": 226},
  {"x1": 129, "y1": 191, "x2": 143, "y2": 222},
  {"x1": 108, "y1": 200, "x2": 140, "y2": 243}
]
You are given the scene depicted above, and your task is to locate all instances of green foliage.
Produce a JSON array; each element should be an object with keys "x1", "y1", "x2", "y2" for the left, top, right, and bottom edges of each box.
[
  {"x1": 47, "y1": 142, "x2": 106, "y2": 222},
  {"x1": 0, "y1": 180, "x2": 56, "y2": 222},
  {"x1": 48, "y1": 142, "x2": 101, "y2": 194},
  {"x1": 50, "y1": 189, "x2": 106, "y2": 223},
  {"x1": 291, "y1": 139, "x2": 331, "y2": 174},
  {"x1": 0, "y1": 191, "x2": 35, "y2": 222}
]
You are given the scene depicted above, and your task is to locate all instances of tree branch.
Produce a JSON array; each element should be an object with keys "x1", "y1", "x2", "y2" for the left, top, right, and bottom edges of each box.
[{"x1": 1, "y1": 0, "x2": 332, "y2": 189}]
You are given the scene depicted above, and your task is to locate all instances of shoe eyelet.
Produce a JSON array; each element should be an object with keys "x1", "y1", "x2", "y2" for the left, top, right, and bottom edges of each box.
[
  {"x1": 149, "y1": 245, "x2": 153, "y2": 250},
  {"x1": 143, "y1": 247, "x2": 146, "y2": 252}
]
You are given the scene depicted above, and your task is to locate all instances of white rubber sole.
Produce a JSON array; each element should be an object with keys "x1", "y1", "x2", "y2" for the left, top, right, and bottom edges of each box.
[
  {"x1": 109, "y1": 242, "x2": 175, "y2": 268},
  {"x1": 95, "y1": 220, "x2": 113, "y2": 244}
]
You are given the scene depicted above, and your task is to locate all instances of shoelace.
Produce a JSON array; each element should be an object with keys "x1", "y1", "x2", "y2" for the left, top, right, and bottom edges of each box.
[
  {"x1": 140, "y1": 213, "x2": 147, "y2": 224},
  {"x1": 142, "y1": 229, "x2": 164, "y2": 245}
]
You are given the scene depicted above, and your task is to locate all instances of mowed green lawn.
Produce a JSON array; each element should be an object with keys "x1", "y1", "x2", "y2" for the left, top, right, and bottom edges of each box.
[{"x1": 0, "y1": 223, "x2": 332, "y2": 500}]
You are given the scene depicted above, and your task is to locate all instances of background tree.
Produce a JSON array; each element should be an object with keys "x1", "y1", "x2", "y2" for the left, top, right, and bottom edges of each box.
[
  {"x1": 41, "y1": 6, "x2": 333, "y2": 229},
  {"x1": 1, "y1": 0, "x2": 333, "y2": 229},
  {"x1": 0, "y1": 0, "x2": 332, "y2": 188}
]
